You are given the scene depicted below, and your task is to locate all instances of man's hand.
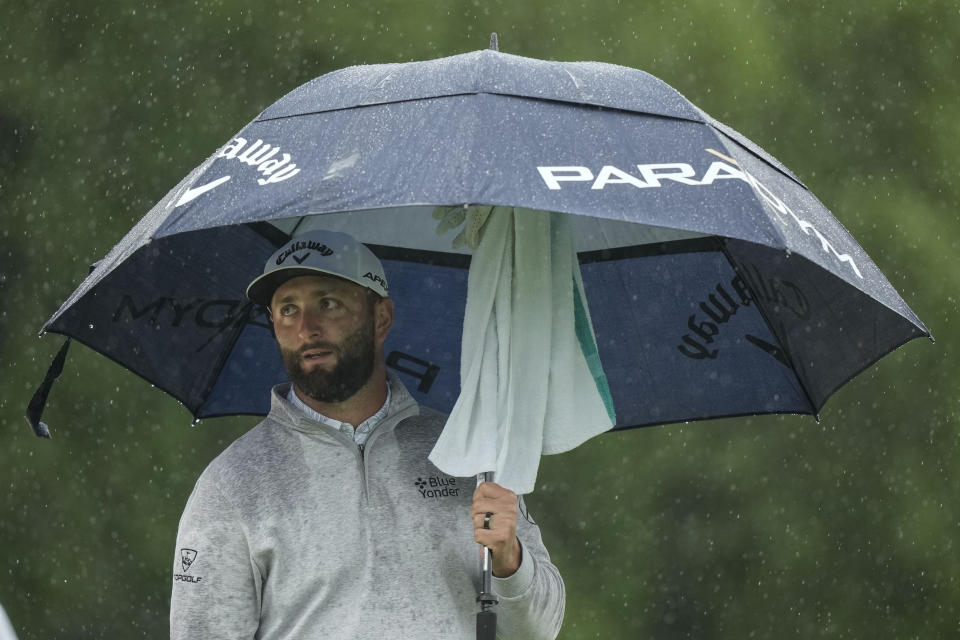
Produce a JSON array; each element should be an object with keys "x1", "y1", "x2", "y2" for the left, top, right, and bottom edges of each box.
[{"x1": 473, "y1": 482, "x2": 522, "y2": 578}]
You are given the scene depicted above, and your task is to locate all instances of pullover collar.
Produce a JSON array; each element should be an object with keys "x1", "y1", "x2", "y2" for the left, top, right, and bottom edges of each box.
[
  {"x1": 286, "y1": 385, "x2": 392, "y2": 446},
  {"x1": 267, "y1": 371, "x2": 420, "y2": 440}
]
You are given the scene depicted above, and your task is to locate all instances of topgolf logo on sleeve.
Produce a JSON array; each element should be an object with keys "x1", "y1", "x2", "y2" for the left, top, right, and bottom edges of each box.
[{"x1": 174, "y1": 548, "x2": 203, "y2": 584}]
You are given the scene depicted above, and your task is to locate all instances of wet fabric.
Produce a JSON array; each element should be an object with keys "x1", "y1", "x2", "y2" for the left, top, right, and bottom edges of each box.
[
  {"x1": 170, "y1": 374, "x2": 564, "y2": 639},
  {"x1": 429, "y1": 207, "x2": 614, "y2": 494}
]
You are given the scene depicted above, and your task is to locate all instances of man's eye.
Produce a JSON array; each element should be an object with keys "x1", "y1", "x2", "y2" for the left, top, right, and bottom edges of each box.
[
  {"x1": 279, "y1": 305, "x2": 298, "y2": 317},
  {"x1": 320, "y1": 298, "x2": 341, "y2": 310}
]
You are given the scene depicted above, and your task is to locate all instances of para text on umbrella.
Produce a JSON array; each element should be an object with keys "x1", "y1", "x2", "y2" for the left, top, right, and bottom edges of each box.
[{"x1": 537, "y1": 159, "x2": 864, "y2": 280}]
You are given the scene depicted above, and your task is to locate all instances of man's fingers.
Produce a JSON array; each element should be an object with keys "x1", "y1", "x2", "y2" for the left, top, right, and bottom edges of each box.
[
  {"x1": 472, "y1": 484, "x2": 518, "y2": 517},
  {"x1": 473, "y1": 500, "x2": 517, "y2": 520},
  {"x1": 473, "y1": 511, "x2": 502, "y2": 529},
  {"x1": 474, "y1": 528, "x2": 523, "y2": 577},
  {"x1": 474, "y1": 527, "x2": 508, "y2": 547},
  {"x1": 472, "y1": 481, "x2": 518, "y2": 545},
  {"x1": 473, "y1": 481, "x2": 513, "y2": 500},
  {"x1": 474, "y1": 523, "x2": 514, "y2": 547},
  {"x1": 471, "y1": 482, "x2": 524, "y2": 578}
]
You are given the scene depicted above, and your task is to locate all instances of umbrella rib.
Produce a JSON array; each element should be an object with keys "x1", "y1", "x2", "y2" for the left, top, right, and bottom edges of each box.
[
  {"x1": 367, "y1": 244, "x2": 471, "y2": 269},
  {"x1": 41, "y1": 328, "x2": 207, "y2": 417},
  {"x1": 811, "y1": 330, "x2": 929, "y2": 417},
  {"x1": 255, "y1": 92, "x2": 481, "y2": 121},
  {"x1": 193, "y1": 302, "x2": 267, "y2": 420},
  {"x1": 716, "y1": 239, "x2": 821, "y2": 419},
  {"x1": 704, "y1": 115, "x2": 809, "y2": 190},
  {"x1": 701, "y1": 120, "x2": 795, "y2": 253},
  {"x1": 611, "y1": 407, "x2": 818, "y2": 432},
  {"x1": 577, "y1": 237, "x2": 720, "y2": 264},
  {"x1": 248, "y1": 220, "x2": 296, "y2": 248}
]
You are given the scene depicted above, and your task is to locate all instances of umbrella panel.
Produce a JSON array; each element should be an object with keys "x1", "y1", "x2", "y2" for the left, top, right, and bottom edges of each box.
[
  {"x1": 41, "y1": 48, "x2": 928, "y2": 428},
  {"x1": 46, "y1": 215, "x2": 921, "y2": 428},
  {"x1": 49, "y1": 224, "x2": 271, "y2": 414},
  {"x1": 722, "y1": 238, "x2": 928, "y2": 411},
  {"x1": 584, "y1": 242, "x2": 812, "y2": 427},
  {"x1": 584, "y1": 238, "x2": 927, "y2": 428},
  {"x1": 157, "y1": 96, "x2": 794, "y2": 250}
]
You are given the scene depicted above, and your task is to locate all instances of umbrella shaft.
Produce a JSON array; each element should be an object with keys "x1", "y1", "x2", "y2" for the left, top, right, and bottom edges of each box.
[
  {"x1": 481, "y1": 546, "x2": 493, "y2": 597},
  {"x1": 476, "y1": 472, "x2": 498, "y2": 610}
]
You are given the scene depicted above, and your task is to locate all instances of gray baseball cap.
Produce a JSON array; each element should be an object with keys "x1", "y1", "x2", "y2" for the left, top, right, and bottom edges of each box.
[{"x1": 246, "y1": 229, "x2": 388, "y2": 305}]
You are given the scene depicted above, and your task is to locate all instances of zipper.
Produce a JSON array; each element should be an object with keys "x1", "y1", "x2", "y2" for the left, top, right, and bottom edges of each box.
[
  {"x1": 357, "y1": 442, "x2": 367, "y2": 500},
  {"x1": 349, "y1": 401, "x2": 419, "y2": 501}
]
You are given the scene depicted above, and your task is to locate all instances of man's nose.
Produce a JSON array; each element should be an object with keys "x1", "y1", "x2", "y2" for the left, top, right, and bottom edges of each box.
[{"x1": 297, "y1": 307, "x2": 325, "y2": 340}]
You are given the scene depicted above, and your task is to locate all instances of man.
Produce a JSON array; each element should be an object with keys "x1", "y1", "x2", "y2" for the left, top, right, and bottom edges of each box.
[{"x1": 170, "y1": 230, "x2": 565, "y2": 639}]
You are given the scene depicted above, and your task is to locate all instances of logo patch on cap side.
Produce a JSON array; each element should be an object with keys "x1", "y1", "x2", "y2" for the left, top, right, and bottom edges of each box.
[{"x1": 364, "y1": 272, "x2": 388, "y2": 291}]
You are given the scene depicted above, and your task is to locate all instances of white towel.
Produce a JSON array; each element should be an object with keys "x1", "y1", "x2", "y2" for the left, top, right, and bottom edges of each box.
[
  {"x1": 0, "y1": 604, "x2": 19, "y2": 640},
  {"x1": 428, "y1": 206, "x2": 615, "y2": 495}
]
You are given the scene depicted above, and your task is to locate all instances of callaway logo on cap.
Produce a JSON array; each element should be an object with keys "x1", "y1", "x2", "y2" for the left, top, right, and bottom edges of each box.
[{"x1": 246, "y1": 229, "x2": 388, "y2": 305}]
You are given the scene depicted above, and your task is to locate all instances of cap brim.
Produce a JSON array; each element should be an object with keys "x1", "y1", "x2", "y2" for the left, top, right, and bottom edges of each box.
[{"x1": 246, "y1": 266, "x2": 383, "y2": 306}]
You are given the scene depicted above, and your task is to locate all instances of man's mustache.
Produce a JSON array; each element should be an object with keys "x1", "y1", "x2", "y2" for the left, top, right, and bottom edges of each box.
[{"x1": 298, "y1": 342, "x2": 339, "y2": 356}]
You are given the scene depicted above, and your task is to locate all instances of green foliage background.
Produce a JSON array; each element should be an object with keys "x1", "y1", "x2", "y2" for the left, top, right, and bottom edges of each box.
[{"x1": 1, "y1": 1, "x2": 957, "y2": 638}]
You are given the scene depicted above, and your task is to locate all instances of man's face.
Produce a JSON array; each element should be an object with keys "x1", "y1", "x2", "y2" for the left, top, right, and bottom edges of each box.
[{"x1": 269, "y1": 274, "x2": 388, "y2": 404}]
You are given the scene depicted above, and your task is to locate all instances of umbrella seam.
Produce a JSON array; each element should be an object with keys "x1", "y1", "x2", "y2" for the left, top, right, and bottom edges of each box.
[
  {"x1": 717, "y1": 239, "x2": 819, "y2": 418},
  {"x1": 40, "y1": 328, "x2": 211, "y2": 418},
  {"x1": 193, "y1": 303, "x2": 266, "y2": 419},
  {"x1": 607, "y1": 320, "x2": 929, "y2": 430},
  {"x1": 811, "y1": 330, "x2": 930, "y2": 415},
  {"x1": 608, "y1": 406, "x2": 818, "y2": 432},
  {"x1": 702, "y1": 124, "x2": 793, "y2": 253},
  {"x1": 253, "y1": 92, "x2": 708, "y2": 125},
  {"x1": 703, "y1": 115, "x2": 808, "y2": 189}
]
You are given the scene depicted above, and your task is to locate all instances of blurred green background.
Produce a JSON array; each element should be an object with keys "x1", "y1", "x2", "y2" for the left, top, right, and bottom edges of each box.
[{"x1": 2, "y1": 1, "x2": 957, "y2": 638}]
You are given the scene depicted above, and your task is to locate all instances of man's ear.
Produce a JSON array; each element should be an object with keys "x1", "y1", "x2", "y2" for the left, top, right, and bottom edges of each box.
[{"x1": 374, "y1": 297, "x2": 394, "y2": 343}]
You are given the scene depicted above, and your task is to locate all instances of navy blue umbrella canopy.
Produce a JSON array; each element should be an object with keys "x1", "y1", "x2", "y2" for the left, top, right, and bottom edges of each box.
[{"x1": 36, "y1": 49, "x2": 930, "y2": 435}]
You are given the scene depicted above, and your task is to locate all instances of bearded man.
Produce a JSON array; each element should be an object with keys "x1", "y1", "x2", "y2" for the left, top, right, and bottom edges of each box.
[{"x1": 169, "y1": 230, "x2": 565, "y2": 639}]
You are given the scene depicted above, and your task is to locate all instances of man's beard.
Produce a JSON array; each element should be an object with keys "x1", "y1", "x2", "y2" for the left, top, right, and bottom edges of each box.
[{"x1": 281, "y1": 315, "x2": 376, "y2": 404}]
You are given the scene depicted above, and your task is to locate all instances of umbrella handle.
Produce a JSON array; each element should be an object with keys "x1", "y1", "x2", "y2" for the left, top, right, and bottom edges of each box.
[{"x1": 476, "y1": 471, "x2": 498, "y2": 640}]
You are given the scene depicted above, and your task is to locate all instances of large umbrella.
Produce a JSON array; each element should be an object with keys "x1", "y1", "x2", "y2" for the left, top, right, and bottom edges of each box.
[
  {"x1": 31, "y1": 46, "x2": 929, "y2": 433},
  {"x1": 29, "y1": 43, "x2": 930, "y2": 635}
]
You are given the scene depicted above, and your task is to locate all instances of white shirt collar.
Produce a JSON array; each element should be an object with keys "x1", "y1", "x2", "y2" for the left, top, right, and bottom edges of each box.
[{"x1": 286, "y1": 384, "x2": 392, "y2": 446}]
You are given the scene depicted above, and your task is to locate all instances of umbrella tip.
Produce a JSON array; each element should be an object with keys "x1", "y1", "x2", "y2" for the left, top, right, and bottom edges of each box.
[{"x1": 489, "y1": 32, "x2": 499, "y2": 51}]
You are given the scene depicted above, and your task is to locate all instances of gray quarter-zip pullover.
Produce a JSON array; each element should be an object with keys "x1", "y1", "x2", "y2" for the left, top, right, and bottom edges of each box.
[{"x1": 170, "y1": 374, "x2": 565, "y2": 639}]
